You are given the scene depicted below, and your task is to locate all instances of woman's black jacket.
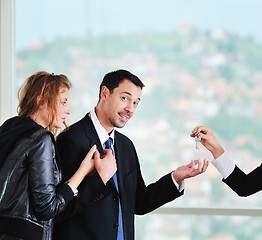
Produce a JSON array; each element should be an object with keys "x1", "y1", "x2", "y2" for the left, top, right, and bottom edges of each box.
[{"x1": 0, "y1": 117, "x2": 74, "y2": 240}]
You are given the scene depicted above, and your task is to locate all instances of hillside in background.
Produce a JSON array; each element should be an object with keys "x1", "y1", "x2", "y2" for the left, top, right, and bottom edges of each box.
[{"x1": 17, "y1": 27, "x2": 262, "y2": 149}]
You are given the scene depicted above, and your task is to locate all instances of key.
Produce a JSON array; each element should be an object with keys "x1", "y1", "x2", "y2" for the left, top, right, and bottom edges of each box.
[{"x1": 195, "y1": 135, "x2": 201, "y2": 150}]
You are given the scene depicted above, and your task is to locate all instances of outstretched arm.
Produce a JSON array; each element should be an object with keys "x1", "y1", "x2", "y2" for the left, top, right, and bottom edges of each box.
[{"x1": 190, "y1": 126, "x2": 262, "y2": 197}]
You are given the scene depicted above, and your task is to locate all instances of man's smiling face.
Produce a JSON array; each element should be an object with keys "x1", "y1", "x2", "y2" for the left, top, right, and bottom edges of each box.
[{"x1": 102, "y1": 79, "x2": 142, "y2": 131}]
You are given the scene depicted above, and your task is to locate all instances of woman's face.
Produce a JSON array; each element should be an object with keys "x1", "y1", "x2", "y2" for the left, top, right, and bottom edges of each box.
[{"x1": 53, "y1": 87, "x2": 70, "y2": 128}]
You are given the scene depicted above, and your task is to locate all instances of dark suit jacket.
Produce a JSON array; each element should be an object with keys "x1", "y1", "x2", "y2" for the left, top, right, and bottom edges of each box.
[
  {"x1": 53, "y1": 113, "x2": 183, "y2": 240},
  {"x1": 223, "y1": 164, "x2": 262, "y2": 197}
]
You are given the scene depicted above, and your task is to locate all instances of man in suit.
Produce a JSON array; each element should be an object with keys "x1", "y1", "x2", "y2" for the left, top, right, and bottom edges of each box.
[
  {"x1": 191, "y1": 126, "x2": 262, "y2": 197},
  {"x1": 53, "y1": 69, "x2": 208, "y2": 240}
]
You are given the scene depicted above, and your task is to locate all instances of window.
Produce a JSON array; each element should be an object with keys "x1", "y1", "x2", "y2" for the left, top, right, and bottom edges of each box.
[{"x1": 8, "y1": 0, "x2": 262, "y2": 239}]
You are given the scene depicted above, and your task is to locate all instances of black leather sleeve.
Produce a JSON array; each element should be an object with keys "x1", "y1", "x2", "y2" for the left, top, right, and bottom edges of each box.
[{"x1": 27, "y1": 134, "x2": 74, "y2": 221}]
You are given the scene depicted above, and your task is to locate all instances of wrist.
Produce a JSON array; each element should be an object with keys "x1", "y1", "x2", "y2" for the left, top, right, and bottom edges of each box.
[
  {"x1": 172, "y1": 171, "x2": 181, "y2": 183},
  {"x1": 211, "y1": 146, "x2": 225, "y2": 159},
  {"x1": 65, "y1": 181, "x2": 78, "y2": 197}
]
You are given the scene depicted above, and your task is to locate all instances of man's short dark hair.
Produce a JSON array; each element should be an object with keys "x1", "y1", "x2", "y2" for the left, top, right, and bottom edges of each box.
[{"x1": 99, "y1": 69, "x2": 145, "y2": 100}]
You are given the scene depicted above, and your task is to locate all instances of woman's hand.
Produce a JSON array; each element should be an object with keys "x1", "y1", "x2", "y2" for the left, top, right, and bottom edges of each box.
[
  {"x1": 68, "y1": 145, "x2": 98, "y2": 189},
  {"x1": 78, "y1": 145, "x2": 97, "y2": 176},
  {"x1": 191, "y1": 126, "x2": 225, "y2": 159}
]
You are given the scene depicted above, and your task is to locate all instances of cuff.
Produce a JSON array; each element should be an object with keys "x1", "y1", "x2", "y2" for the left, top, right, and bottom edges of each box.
[
  {"x1": 171, "y1": 172, "x2": 185, "y2": 192},
  {"x1": 65, "y1": 181, "x2": 78, "y2": 197},
  {"x1": 212, "y1": 152, "x2": 235, "y2": 179},
  {"x1": 56, "y1": 183, "x2": 75, "y2": 204}
]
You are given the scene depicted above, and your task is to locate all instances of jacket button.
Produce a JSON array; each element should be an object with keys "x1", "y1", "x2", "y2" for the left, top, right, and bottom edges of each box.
[
  {"x1": 113, "y1": 224, "x2": 119, "y2": 228},
  {"x1": 113, "y1": 195, "x2": 119, "y2": 201}
]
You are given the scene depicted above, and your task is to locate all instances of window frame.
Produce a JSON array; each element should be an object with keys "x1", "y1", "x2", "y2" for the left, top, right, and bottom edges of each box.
[
  {"x1": 154, "y1": 207, "x2": 262, "y2": 216},
  {"x1": 0, "y1": 0, "x2": 15, "y2": 124},
  {"x1": 3, "y1": 0, "x2": 262, "y2": 218}
]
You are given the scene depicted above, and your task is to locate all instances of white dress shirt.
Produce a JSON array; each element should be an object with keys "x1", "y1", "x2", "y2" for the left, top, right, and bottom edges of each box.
[
  {"x1": 212, "y1": 152, "x2": 235, "y2": 179},
  {"x1": 89, "y1": 108, "x2": 115, "y2": 150}
]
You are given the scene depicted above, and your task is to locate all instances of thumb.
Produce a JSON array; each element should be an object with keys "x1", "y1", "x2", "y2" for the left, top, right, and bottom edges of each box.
[
  {"x1": 103, "y1": 148, "x2": 113, "y2": 155},
  {"x1": 93, "y1": 149, "x2": 100, "y2": 160},
  {"x1": 187, "y1": 160, "x2": 194, "y2": 168},
  {"x1": 86, "y1": 145, "x2": 97, "y2": 159},
  {"x1": 199, "y1": 132, "x2": 207, "y2": 140}
]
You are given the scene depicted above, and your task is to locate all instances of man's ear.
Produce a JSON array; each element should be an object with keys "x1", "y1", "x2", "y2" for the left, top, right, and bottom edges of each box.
[{"x1": 100, "y1": 86, "x2": 110, "y2": 101}]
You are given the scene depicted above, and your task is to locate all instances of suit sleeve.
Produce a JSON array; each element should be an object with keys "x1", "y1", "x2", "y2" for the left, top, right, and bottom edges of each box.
[
  {"x1": 135, "y1": 167, "x2": 184, "y2": 215},
  {"x1": 55, "y1": 129, "x2": 111, "y2": 222},
  {"x1": 223, "y1": 164, "x2": 262, "y2": 197},
  {"x1": 129, "y1": 142, "x2": 184, "y2": 215}
]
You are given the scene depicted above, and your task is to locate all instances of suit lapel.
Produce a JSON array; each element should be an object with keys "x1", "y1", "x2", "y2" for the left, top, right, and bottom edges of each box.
[{"x1": 82, "y1": 113, "x2": 104, "y2": 153}]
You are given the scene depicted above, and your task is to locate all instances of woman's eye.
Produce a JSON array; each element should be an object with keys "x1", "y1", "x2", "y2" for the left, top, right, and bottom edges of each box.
[
  {"x1": 122, "y1": 97, "x2": 128, "y2": 101},
  {"x1": 61, "y1": 101, "x2": 66, "y2": 106}
]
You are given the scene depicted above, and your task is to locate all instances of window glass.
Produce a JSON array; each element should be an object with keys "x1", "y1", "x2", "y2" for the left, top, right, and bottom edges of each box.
[{"x1": 16, "y1": 0, "x2": 262, "y2": 238}]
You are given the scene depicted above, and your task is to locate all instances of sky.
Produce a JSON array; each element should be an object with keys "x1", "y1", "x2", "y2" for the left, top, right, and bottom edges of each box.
[{"x1": 16, "y1": 0, "x2": 262, "y2": 50}]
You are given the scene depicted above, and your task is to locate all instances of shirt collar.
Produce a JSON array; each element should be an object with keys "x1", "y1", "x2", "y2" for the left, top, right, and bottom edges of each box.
[{"x1": 89, "y1": 107, "x2": 115, "y2": 147}]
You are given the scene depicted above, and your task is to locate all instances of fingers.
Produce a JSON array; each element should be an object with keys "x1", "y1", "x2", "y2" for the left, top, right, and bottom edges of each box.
[
  {"x1": 191, "y1": 126, "x2": 211, "y2": 138},
  {"x1": 174, "y1": 159, "x2": 209, "y2": 181},
  {"x1": 198, "y1": 159, "x2": 209, "y2": 172},
  {"x1": 202, "y1": 159, "x2": 209, "y2": 172},
  {"x1": 103, "y1": 148, "x2": 113, "y2": 155},
  {"x1": 94, "y1": 149, "x2": 117, "y2": 184},
  {"x1": 82, "y1": 145, "x2": 97, "y2": 164},
  {"x1": 85, "y1": 144, "x2": 97, "y2": 159},
  {"x1": 187, "y1": 160, "x2": 194, "y2": 168},
  {"x1": 194, "y1": 159, "x2": 202, "y2": 171},
  {"x1": 193, "y1": 159, "x2": 209, "y2": 173}
]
